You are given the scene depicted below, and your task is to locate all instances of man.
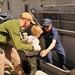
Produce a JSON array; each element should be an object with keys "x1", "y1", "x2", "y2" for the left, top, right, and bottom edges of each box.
[
  {"x1": 0, "y1": 12, "x2": 38, "y2": 75},
  {"x1": 40, "y1": 18, "x2": 67, "y2": 70}
]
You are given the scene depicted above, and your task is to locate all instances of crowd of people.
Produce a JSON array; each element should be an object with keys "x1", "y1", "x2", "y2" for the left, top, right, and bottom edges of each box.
[{"x1": 0, "y1": 12, "x2": 67, "y2": 75}]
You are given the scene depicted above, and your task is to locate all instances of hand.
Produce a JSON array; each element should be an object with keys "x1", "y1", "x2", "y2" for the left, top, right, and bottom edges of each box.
[{"x1": 40, "y1": 49, "x2": 49, "y2": 57}]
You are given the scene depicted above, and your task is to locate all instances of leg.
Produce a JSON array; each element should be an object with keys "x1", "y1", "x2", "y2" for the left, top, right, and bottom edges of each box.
[
  {"x1": 0, "y1": 48, "x2": 5, "y2": 75},
  {"x1": 48, "y1": 50, "x2": 53, "y2": 64},
  {"x1": 5, "y1": 44, "x2": 24, "y2": 75},
  {"x1": 27, "y1": 57, "x2": 37, "y2": 75},
  {"x1": 55, "y1": 44, "x2": 66, "y2": 68},
  {"x1": 57, "y1": 52, "x2": 67, "y2": 70},
  {"x1": 18, "y1": 51, "x2": 31, "y2": 75},
  {"x1": 57, "y1": 53, "x2": 65, "y2": 68}
]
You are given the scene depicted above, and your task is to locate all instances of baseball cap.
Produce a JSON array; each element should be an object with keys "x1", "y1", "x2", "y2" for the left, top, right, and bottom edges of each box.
[
  {"x1": 21, "y1": 12, "x2": 35, "y2": 24},
  {"x1": 43, "y1": 18, "x2": 52, "y2": 26}
]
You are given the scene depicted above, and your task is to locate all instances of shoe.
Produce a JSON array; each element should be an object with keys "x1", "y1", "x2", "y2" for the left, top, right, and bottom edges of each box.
[{"x1": 62, "y1": 65, "x2": 68, "y2": 71}]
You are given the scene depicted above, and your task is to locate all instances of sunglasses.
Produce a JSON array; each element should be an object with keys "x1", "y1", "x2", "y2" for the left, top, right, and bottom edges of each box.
[{"x1": 44, "y1": 26, "x2": 50, "y2": 28}]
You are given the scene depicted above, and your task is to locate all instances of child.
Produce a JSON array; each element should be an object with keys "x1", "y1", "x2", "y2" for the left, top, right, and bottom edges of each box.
[
  {"x1": 22, "y1": 25, "x2": 43, "y2": 75},
  {"x1": 23, "y1": 25, "x2": 43, "y2": 56}
]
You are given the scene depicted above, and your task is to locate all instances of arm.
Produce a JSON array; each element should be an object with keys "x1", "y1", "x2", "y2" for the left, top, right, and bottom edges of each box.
[
  {"x1": 46, "y1": 39, "x2": 56, "y2": 52},
  {"x1": 7, "y1": 22, "x2": 33, "y2": 51},
  {"x1": 47, "y1": 27, "x2": 58, "y2": 51},
  {"x1": 0, "y1": 20, "x2": 33, "y2": 51},
  {"x1": 40, "y1": 27, "x2": 58, "y2": 57},
  {"x1": 25, "y1": 35, "x2": 41, "y2": 51},
  {"x1": 40, "y1": 39, "x2": 56, "y2": 57}
]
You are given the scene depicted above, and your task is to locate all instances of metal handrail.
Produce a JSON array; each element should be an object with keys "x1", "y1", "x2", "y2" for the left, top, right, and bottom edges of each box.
[
  {"x1": 29, "y1": 10, "x2": 41, "y2": 26},
  {"x1": 35, "y1": 19, "x2": 75, "y2": 24},
  {"x1": 41, "y1": 3, "x2": 75, "y2": 8},
  {"x1": 56, "y1": 28, "x2": 75, "y2": 35},
  {"x1": 33, "y1": 11, "x2": 75, "y2": 15}
]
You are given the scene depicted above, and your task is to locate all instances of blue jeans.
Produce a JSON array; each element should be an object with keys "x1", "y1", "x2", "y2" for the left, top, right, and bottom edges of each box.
[{"x1": 48, "y1": 44, "x2": 66, "y2": 67}]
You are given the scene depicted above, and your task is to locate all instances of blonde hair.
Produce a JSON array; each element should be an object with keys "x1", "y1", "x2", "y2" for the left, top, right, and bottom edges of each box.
[{"x1": 31, "y1": 25, "x2": 43, "y2": 36}]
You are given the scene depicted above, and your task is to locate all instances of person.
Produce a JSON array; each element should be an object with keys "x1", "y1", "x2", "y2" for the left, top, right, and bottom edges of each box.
[
  {"x1": 22, "y1": 25, "x2": 43, "y2": 75},
  {"x1": 0, "y1": 12, "x2": 39, "y2": 75},
  {"x1": 24, "y1": 25, "x2": 43, "y2": 56},
  {"x1": 40, "y1": 18, "x2": 67, "y2": 70}
]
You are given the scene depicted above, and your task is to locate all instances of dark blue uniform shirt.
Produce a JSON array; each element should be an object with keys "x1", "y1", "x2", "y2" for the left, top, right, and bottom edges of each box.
[{"x1": 42, "y1": 27, "x2": 61, "y2": 50}]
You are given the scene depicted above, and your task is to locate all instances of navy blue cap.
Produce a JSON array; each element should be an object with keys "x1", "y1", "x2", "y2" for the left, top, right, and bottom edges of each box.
[{"x1": 43, "y1": 18, "x2": 52, "y2": 26}]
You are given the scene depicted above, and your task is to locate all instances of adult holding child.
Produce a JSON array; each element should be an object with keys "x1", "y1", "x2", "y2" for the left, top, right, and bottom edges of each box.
[{"x1": 0, "y1": 12, "x2": 41, "y2": 75}]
